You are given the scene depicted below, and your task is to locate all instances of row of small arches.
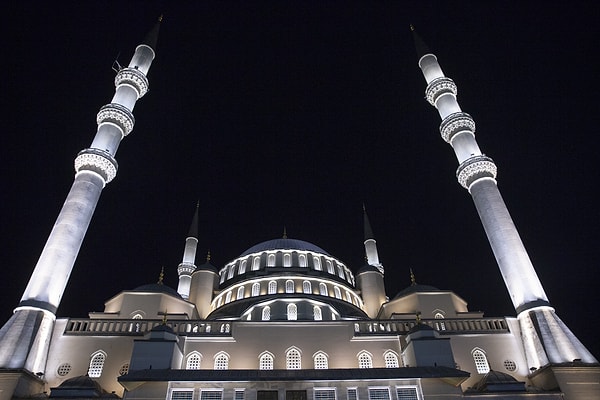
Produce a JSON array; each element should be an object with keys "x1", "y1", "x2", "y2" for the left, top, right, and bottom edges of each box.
[
  {"x1": 213, "y1": 279, "x2": 363, "y2": 310},
  {"x1": 219, "y1": 252, "x2": 355, "y2": 286},
  {"x1": 185, "y1": 348, "x2": 400, "y2": 370}
]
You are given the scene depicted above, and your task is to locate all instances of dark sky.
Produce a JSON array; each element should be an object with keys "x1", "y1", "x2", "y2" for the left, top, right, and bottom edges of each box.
[{"x1": 1, "y1": 2, "x2": 599, "y2": 359}]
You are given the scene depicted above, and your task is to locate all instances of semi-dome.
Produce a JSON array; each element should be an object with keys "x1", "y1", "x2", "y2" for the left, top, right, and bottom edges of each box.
[{"x1": 240, "y1": 238, "x2": 330, "y2": 257}]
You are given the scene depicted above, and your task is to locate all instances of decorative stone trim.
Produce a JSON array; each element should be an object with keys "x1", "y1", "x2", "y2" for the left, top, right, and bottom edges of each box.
[
  {"x1": 425, "y1": 77, "x2": 457, "y2": 106},
  {"x1": 96, "y1": 103, "x2": 135, "y2": 136},
  {"x1": 439, "y1": 112, "x2": 475, "y2": 143},
  {"x1": 178, "y1": 262, "x2": 196, "y2": 275},
  {"x1": 74, "y1": 148, "x2": 118, "y2": 183},
  {"x1": 115, "y1": 67, "x2": 149, "y2": 98},
  {"x1": 456, "y1": 155, "x2": 497, "y2": 189}
]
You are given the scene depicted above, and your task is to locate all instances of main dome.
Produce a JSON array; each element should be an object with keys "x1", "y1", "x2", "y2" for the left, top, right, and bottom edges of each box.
[{"x1": 239, "y1": 238, "x2": 330, "y2": 257}]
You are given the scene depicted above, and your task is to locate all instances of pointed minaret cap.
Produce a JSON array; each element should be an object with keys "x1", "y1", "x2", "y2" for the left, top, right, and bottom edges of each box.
[
  {"x1": 363, "y1": 204, "x2": 375, "y2": 240},
  {"x1": 142, "y1": 14, "x2": 162, "y2": 51},
  {"x1": 282, "y1": 227, "x2": 288, "y2": 239},
  {"x1": 410, "y1": 268, "x2": 417, "y2": 286},
  {"x1": 410, "y1": 24, "x2": 431, "y2": 60},
  {"x1": 187, "y1": 201, "x2": 199, "y2": 239}
]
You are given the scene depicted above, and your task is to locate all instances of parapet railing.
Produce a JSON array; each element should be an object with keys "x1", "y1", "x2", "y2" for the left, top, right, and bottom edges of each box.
[
  {"x1": 352, "y1": 318, "x2": 509, "y2": 335},
  {"x1": 64, "y1": 319, "x2": 233, "y2": 336},
  {"x1": 63, "y1": 317, "x2": 508, "y2": 336}
]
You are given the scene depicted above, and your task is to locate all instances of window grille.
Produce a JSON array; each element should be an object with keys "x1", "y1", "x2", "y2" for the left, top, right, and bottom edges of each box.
[
  {"x1": 186, "y1": 353, "x2": 201, "y2": 369},
  {"x1": 472, "y1": 349, "x2": 490, "y2": 373},
  {"x1": 57, "y1": 363, "x2": 71, "y2": 376},
  {"x1": 88, "y1": 351, "x2": 106, "y2": 378},
  {"x1": 252, "y1": 283, "x2": 260, "y2": 296},
  {"x1": 303, "y1": 281, "x2": 312, "y2": 294},
  {"x1": 326, "y1": 261, "x2": 334, "y2": 274},
  {"x1": 503, "y1": 360, "x2": 517, "y2": 371},
  {"x1": 319, "y1": 283, "x2": 328, "y2": 296},
  {"x1": 118, "y1": 363, "x2": 129, "y2": 376},
  {"x1": 313, "y1": 257, "x2": 322, "y2": 270},
  {"x1": 235, "y1": 391, "x2": 245, "y2": 400},
  {"x1": 214, "y1": 353, "x2": 229, "y2": 370},
  {"x1": 267, "y1": 254, "x2": 275, "y2": 267},
  {"x1": 334, "y1": 287, "x2": 341, "y2": 299},
  {"x1": 286, "y1": 280, "x2": 294, "y2": 293},
  {"x1": 284, "y1": 253, "x2": 291, "y2": 267},
  {"x1": 237, "y1": 286, "x2": 245, "y2": 300},
  {"x1": 314, "y1": 389, "x2": 335, "y2": 400},
  {"x1": 260, "y1": 353, "x2": 274, "y2": 370},
  {"x1": 299, "y1": 254, "x2": 307, "y2": 267},
  {"x1": 384, "y1": 352, "x2": 399, "y2": 368},
  {"x1": 200, "y1": 391, "x2": 223, "y2": 400},
  {"x1": 287, "y1": 303, "x2": 297, "y2": 320},
  {"x1": 262, "y1": 306, "x2": 271, "y2": 321},
  {"x1": 314, "y1": 352, "x2": 328, "y2": 369},
  {"x1": 286, "y1": 348, "x2": 301, "y2": 369},
  {"x1": 268, "y1": 281, "x2": 277, "y2": 294},
  {"x1": 313, "y1": 306, "x2": 322, "y2": 321},
  {"x1": 172, "y1": 391, "x2": 194, "y2": 400},
  {"x1": 358, "y1": 352, "x2": 372, "y2": 369},
  {"x1": 347, "y1": 389, "x2": 357, "y2": 400},
  {"x1": 396, "y1": 388, "x2": 418, "y2": 400},
  {"x1": 367, "y1": 388, "x2": 389, "y2": 400},
  {"x1": 239, "y1": 260, "x2": 247, "y2": 274},
  {"x1": 252, "y1": 257, "x2": 260, "y2": 271}
]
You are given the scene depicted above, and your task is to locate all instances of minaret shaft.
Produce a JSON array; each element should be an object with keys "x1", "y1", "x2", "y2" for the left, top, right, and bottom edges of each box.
[
  {"x1": 0, "y1": 27, "x2": 157, "y2": 374},
  {"x1": 415, "y1": 31, "x2": 597, "y2": 367}
]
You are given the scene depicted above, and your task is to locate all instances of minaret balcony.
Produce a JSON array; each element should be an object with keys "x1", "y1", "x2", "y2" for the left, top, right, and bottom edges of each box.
[
  {"x1": 97, "y1": 103, "x2": 136, "y2": 136},
  {"x1": 439, "y1": 112, "x2": 475, "y2": 143},
  {"x1": 456, "y1": 155, "x2": 497, "y2": 189},
  {"x1": 74, "y1": 148, "x2": 118, "y2": 183},
  {"x1": 178, "y1": 262, "x2": 196, "y2": 276},
  {"x1": 115, "y1": 67, "x2": 149, "y2": 98},
  {"x1": 425, "y1": 77, "x2": 457, "y2": 106}
]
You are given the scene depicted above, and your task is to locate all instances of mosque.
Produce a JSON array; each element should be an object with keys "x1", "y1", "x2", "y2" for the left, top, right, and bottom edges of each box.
[{"x1": 0, "y1": 18, "x2": 598, "y2": 400}]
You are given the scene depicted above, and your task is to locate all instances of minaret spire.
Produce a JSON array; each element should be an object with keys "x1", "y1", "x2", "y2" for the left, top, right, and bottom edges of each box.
[
  {"x1": 177, "y1": 202, "x2": 199, "y2": 299},
  {"x1": 363, "y1": 204, "x2": 383, "y2": 274},
  {"x1": 413, "y1": 27, "x2": 597, "y2": 368},
  {"x1": 0, "y1": 20, "x2": 159, "y2": 375}
]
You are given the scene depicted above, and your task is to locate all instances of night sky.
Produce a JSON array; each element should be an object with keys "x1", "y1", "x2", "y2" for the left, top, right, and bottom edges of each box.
[{"x1": 1, "y1": 2, "x2": 599, "y2": 359}]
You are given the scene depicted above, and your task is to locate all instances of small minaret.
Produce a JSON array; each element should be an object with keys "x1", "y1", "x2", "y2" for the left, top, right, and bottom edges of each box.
[
  {"x1": 412, "y1": 26, "x2": 597, "y2": 368},
  {"x1": 363, "y1": 204, "x2": 384, "y2": 274},
  {"x1": 177, "y1": 203, "x2": 199, "y2": 299},
  {"x1": 0, "y1": 18, "x2": 160, "y2": 375}
]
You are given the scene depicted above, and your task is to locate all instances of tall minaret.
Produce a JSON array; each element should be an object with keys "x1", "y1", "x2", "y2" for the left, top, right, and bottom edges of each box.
[
  {"x1": 0, "y1": 19, "x2": 160, "y2": 374},
  {"x1": 412, "y1": 27, "x2": 597, "y2": 368},
  {"x1": 177, "y1": 203, "x2": 200, "y2": 299},
  {"x1": 363, "y1": 205, "x2": 384, "y2": 274}
]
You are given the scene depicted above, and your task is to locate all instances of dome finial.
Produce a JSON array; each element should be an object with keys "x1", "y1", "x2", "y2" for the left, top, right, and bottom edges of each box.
[
  {"x1": 410, "y1": 268, "x2": 417, "y2": 286},
  {"x1": 157, "y1": 266, "x2": 164, "y2": 284},
  {"x1": 282, "y1": 226, "x2": 288, "y2": 239},
  {"x1": 161, "y1": 309, "x2": 168, "y2": 325},
  {"x1": 415, "y1": 311, "x2": 422, "y2": 325},
  {"x1": 206, "y1": 250, "x2": 211, "y2": 262}
]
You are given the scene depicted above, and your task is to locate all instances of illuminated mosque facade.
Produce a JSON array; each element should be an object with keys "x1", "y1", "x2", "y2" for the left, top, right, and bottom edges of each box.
[{"x1": 0, "y1": 19, "x2": 598, "y2": 400}]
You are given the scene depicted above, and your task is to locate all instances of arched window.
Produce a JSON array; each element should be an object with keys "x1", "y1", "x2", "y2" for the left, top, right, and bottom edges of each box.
[
  {"x1": 239, "y1": 260, "x2": 247, "y2": 274},
  {"x1": 337, "y1": 264, "x2": 344, "y2": 278},
  {"x1": 227, "y1": 264, "x2": 235, "y2": 279},
  {"x1": 214, "y1": 352, "x2": 229, "y2": 370},
  {"x1": 286, "y1": 280, "x2": 294, "y2": 293},
  {"x1": 299, "y1": 254, "x2": 307, "y2": 267},
  {"x1": 259, "y1": 352, "x2": 274, "y2": 370},
  {"x1": 286, "y1": 347, "x2": 301, "y2": 369},
  {"x1": 132, "y1": 313, "x2": 143, "y2": 319},
  {"x1": 217, "y1": 297, "x2": 223, "y2": 307},
  {"x1": 334, "y1": 286, "x2": 342, "y2": 299},
  {"x1": 313, "y1": 306, "x2": 322, "y2": 321},
  {"x1": 252, "y1": 256, "x2": 260, "y2": 271},
  {"x1": 267, "y1": 253, "x2": 276, "y2": 267},
  {"x1": 384, "y1": 351, "x2": 399, "y2": 368},
  {"x1": 358, "y1": 351, "x2": 372, "y2": 369},
  {"x1": 262, "y1": 306, "x2": 271, "y2": 321},
  {"x1": 220, "y1": 323, "x2": 230, "y2": 333},
  {"x1": 268, "y1": 280, "x2": 277, "y2": 294},
  {"x1": 283, "y1": 253, "x2": 291, "y2": 267},
  {"x1": 303, "y1": 280, "x2": 312, "y2": 294},
  {"x1": 88, "y1": 351, "x2": 106, "y2": 378},
  {"x1": 237, "y1": 286, "x2": 245, "y2": 300},
  {"x1": 472, "y1": 348, "x2": 490, "y2": 373},
  {"x1": 313, "y1": 256, "x2": 322, "y2": 271},
  {"x1": 313, "y1": 351, "x2": 328, "y2": 369},
  {"x1": 326, "y1": 260, "x2": 334, "y2": 274},
  {"x1": 319, "y1": 283, "x2": 328, "y2": 296},
  {"x1": 252, "y1": 283, "x2": 260, "y2": 296},
  {"x1": 287, "y1": 303, "x2": 297, "y2": 320},
  {"x1": 225, "y1": 291, "x2": 232, "y2": 303},
  {"x1": 186, "y1": 352, "x2": 202, "y2": 369},
  {"x1": 345, "y1": 290, "x2": 352, "y2": 302},
  {"x1": 434, "y1": 312, "x2": 446, "y2": 330}
]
